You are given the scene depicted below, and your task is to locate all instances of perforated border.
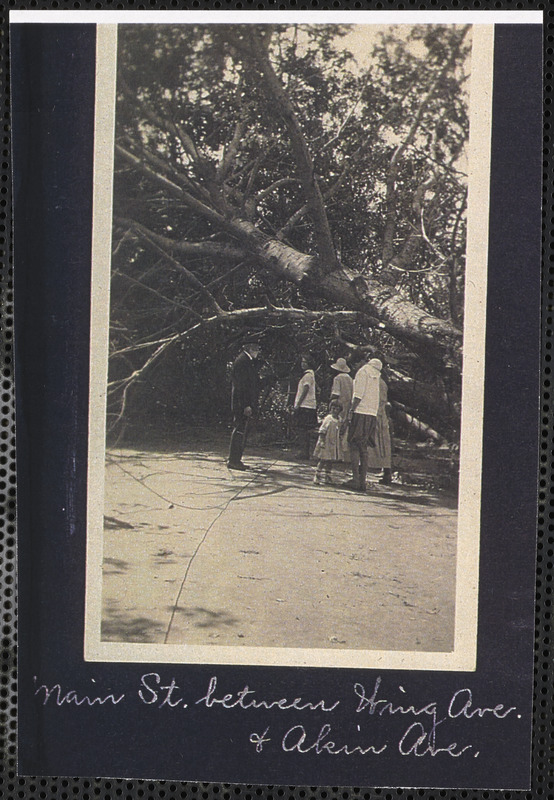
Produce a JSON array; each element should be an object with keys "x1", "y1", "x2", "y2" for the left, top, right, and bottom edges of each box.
[{"x1": 1, "y1": 2, "x2": 551, "y2": 798}]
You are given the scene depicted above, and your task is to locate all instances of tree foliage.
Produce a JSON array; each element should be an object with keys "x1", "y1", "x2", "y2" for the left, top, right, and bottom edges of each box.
[{"x1": 108, "y1": 23, "x2": 471, "y2": 441}]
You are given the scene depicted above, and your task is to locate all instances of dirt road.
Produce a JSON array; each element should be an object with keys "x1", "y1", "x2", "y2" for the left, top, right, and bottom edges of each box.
[{"x1": 100, "y1": 442, "x2": 457, "y2": 654}]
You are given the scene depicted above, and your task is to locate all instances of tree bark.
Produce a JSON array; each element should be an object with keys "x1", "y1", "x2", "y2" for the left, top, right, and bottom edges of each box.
[
  {"x1": 387, "y1": 370, "x2": 460, "y2": 434},
  {"x1": 114, "y1": 216, "x2": 246, "y2": 262},
  {"x1": 391, "y1": 402, "x2": 443, "y2": 443},
  {"x1": 115, "y1": 202, "x2": 462, "y2": 366},
  {"x1": 248, "y1": 32, "x2": 338, "y2": 272},
  {"x1": 314, "y1": 265, "x2": 462, "y2": 365},
  {"x1": 115, "y1": 148, "x2": 462, "y2": 366}
]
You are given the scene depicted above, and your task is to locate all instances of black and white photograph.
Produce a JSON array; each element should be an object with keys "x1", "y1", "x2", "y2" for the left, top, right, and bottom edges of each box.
[
  {"x1": 11, "y1": 8, "x2": 544, "y2": 789},
  {"x1": 84, "y1": 18, "x2": 494, "y2": 669},
  {"x1": 11, "y1": 6, "x2": 545, "y2": 788}
]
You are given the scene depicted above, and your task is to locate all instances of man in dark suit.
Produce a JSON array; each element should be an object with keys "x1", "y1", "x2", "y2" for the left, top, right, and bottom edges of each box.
[{"x1": 227, "y1": 338, "x2": 261, "y2": 470}]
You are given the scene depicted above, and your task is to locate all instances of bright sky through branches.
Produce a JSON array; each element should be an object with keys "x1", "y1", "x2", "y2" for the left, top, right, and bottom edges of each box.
[
  {"x1": 292, "y1": 23, "x2": 470, "y2": 74},
  {"x1": 342, "y1": 25, "x2": 426, "y2": 69}
]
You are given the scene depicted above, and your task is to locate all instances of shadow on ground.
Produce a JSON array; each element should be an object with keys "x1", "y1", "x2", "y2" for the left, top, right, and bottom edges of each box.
[
  {"x1": 101, "y1": 600, "x2": 166, "y2": 643},
  {"x1": 170, "y1": 605, "x2": 239, "y2": 629}
]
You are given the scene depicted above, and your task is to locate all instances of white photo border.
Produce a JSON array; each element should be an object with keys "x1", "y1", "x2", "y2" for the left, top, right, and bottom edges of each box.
[{"x1": 81, "y1": 12, "x2": 499, "y2": 671}]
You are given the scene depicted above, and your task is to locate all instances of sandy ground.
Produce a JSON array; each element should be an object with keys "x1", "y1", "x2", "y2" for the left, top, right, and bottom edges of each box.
[{"x1": 100, "y1": 440, "x2": 457, "y2": 653}]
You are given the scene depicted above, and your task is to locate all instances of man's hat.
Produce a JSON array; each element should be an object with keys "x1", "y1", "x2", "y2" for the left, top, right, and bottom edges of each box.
[
  {"x1": 243, "y1": 333, "x2": 263, "y2": 345},
  {"x1": 330, "y1": 357, "x2": 350, "y2": 374}
]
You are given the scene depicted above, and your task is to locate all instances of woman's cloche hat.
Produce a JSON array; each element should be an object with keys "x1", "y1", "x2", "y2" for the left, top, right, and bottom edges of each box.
[{"x1": 330, "y1": 357, "x2": 350, "y2": 374}]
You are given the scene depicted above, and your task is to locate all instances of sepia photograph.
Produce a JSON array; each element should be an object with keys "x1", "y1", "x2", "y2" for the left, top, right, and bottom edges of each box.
[
  {"x1": 11, "y1": 9, "x2": 542, "y2": 787},
  {"x1": 85, "y1": 19, "x2": 493, "y2": 669}
]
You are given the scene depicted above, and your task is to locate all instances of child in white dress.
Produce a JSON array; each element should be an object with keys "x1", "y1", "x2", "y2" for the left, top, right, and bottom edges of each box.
[{"x1": 313, "y1": 401, "x2": 343, "y2": 485}]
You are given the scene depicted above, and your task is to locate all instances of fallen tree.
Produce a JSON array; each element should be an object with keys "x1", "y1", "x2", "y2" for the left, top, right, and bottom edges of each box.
[{"x1": 108, "y1": 23, "x2": 471, "y2": 440}]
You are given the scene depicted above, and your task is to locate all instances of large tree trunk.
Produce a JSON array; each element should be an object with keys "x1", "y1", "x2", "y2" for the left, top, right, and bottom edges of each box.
[
  {"x1": 247, "y1": 31, "x2": 339, "y2": 272},
  {"x1": 313, "y1": 266, "x2": 462, "y2": 366},
  {"x1": 116, "y1": 148, "x2": 463, "y2": 368},
  {"x1": 387, "y1": 370, "x2": 460, "y2": 433},
  {"x1": 230, "y1": 220, "x2": 463, "y2": 365}
]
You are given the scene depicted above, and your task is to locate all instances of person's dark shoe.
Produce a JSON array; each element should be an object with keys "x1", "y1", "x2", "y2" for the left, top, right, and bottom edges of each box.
[{"x1": 227, "y1": 461, "x2": 247, "y2": 471}]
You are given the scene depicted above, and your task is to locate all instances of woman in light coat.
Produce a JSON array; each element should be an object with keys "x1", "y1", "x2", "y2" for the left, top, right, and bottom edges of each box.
[{"x1": 367, "y1": 369, "x2": 393, "y2": 484}]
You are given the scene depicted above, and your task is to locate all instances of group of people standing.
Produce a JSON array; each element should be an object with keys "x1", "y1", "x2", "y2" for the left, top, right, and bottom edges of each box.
[
  {"x1": 293, "y1": 349, "x2": 392, "y2": 493},
  {"x1": 227, "y1": 340, "x2": 392, "y2": 495}
]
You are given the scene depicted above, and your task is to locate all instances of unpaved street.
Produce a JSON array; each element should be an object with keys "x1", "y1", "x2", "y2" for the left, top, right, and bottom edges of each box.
[{"x1": 100, "y1": 441, "x2": 457, "y2": 653}]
